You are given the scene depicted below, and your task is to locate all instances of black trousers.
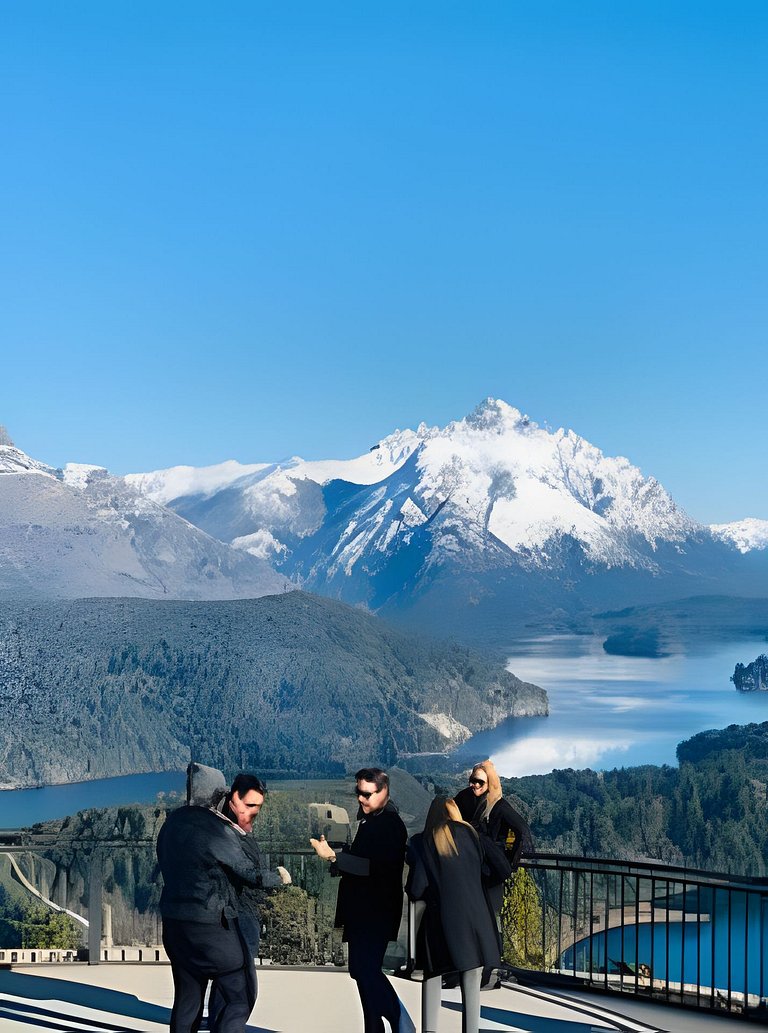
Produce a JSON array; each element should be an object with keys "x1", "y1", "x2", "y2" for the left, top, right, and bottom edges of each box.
[
  {"x1": 346, "y1": 927, "x2": 402, "y2": 1033},
  {"x1": 209, "y1": 915, "x2": 259, "y2": 1029},
  {"x1": 162, "y1": 916, "x2": 254, "y2": 1033}
]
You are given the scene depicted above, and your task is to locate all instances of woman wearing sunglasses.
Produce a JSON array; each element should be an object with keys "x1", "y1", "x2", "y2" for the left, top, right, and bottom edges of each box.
[
  {"x1": 406, "y1": 796, "x2": 500, "y2": 1033},
  {"x1": 454, "y1": 759, "x2": 532, "y2": 916}
]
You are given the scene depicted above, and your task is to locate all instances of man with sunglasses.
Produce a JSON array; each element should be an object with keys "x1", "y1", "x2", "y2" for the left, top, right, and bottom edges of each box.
[{"x1": 310, "y1": 767, "x2": 409, "y2": 1033}]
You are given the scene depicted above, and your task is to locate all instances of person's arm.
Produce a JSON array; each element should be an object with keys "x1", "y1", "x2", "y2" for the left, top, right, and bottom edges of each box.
[
  {"x1": 334, "y1": 851, "x2": 368, "y2": 875},
  {"x1": 210, "y1": 825, "x2": 265, "y2": 887},
  {"x1": 493, "y1": 798, "x2": 530, "y2": 865},
  {"x1": 404, "y1": 838, "x2": 429, "y2": 901},
  {"x1": 241, "y1": 835, "x2": 292, "y2": 887},
  {"x1": 313, "y1": 811, "x2": 406, "y2": 878}
]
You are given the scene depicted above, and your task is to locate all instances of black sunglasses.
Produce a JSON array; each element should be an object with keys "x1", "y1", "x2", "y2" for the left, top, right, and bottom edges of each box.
[
  {"x1": 469, "y1": 778, "x2": 487, "y2": 787},
  {"x1": 355, "y1": 787, "x2": 378, "y2": 799}
]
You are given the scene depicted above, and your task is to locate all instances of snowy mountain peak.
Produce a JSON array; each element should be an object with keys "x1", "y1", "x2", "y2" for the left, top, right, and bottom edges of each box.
[
  {"x1": 464, "y1": 397, "x2": 531, "y2": 434},
  {"x1": 0, "y1": 426, "x2": 15, "y2": 448},
  {"x1": 125, "y1": 397, "x2": 713, "y2": 595},
  {"x1": 0, "y1": 440, "x2": 60, "y2": 479},
  {"x1": 710, "y1": 518, "x2": 768, "y2": 553},
  {"x1": 114, "y1": 397, "x2": 768, "y2": 634}
]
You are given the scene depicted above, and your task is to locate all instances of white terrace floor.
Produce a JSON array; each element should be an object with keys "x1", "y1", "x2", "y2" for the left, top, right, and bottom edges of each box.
[{"x1": 0, "y1": 964, "x2": 757, "y2": 1033}]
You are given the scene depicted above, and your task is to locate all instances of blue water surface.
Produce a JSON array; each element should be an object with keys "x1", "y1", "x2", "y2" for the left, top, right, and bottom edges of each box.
[
  {"x1": 563, "y1": 888, "x2": 768, "y2": 997},
  {"x1": 460, "y1": 634, "x2": 768, "y2": 777},
  {"x1": 0, "y1": 770, "x2": 186, "y2": 829}
]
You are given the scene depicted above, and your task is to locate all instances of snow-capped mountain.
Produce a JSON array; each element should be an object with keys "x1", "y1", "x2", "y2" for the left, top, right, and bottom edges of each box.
[
  {"x1": 0, "y1": 434, "x2": 289, "y2": 601},
  {"x1": 127, "y1": 399, "x2": 765, "y2": 638},
  {"x1": 125, "y1": 427, "x2": 424, "y2": 561},
  {"x1": 710, "y1": 518, "x2": 768, "y2": 554}
]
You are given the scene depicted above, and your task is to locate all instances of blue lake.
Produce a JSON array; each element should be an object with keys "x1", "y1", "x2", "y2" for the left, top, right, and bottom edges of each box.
[
  {"x1": 0, "y1": 770, "x2": 186, "y2": 829},
  {"x1": 459, "y1": 634, "x2": 768, "y2": 778},
  {"x1": 562, "y1": 888, "x2": 768, "y2": 997},
  {"x1": 1, "y1": 635, "x2": 766, "y2": 823}
]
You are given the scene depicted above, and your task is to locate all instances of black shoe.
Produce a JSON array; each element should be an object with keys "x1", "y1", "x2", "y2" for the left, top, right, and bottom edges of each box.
[{"x1": 480, "y1": 968, "x2": 502, "y2": 990}]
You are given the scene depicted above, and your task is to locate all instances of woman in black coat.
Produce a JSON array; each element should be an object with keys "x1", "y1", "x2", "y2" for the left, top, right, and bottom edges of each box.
[
  {"x1": 406, "y1": 797, "x2": 500, "y2": 1033},
  {"x1": 454, "y1": 759, "x2": 532, "y2": 914}
]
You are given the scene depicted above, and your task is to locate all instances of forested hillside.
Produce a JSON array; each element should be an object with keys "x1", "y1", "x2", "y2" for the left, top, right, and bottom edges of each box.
[
  {"x1": 0, "y1": 593, "x2": 546, "y2": 787},
  {"x1": 470, "y1": 722, "x2": 768, "y2": 877}
]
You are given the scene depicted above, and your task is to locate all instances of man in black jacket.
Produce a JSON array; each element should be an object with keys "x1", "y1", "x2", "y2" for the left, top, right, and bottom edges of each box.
[
  {"x1": 207, "y1": 774, "x2": 290, "y2": 1028},
  {"x1": 157, "y1": 770, "x2": 277, "y2": 1033},
  {"x1": 310, "y1": 767, "x2": 409, "y2": 1033}
]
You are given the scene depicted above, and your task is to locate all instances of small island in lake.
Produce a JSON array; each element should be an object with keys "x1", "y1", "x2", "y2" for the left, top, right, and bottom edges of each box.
[{"x1": 732, "y1": 654, "x2": 768, "y2": 692}]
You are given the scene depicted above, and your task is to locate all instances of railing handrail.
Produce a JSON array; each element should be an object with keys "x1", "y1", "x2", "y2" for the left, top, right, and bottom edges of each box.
[{"x1": 521, "y1": 852, "x2": 768, "y2": 892}]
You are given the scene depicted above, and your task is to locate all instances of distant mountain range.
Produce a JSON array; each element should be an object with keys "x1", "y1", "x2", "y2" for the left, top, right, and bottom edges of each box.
[
  {"x1": 126, "y1": 399, "x2": 767, "y2": 640},
  {"x1": 2, "y1": 403, "x2": 766, "y2": 641},
  {"x1": 0, "y1": 432, "x2": 287, "y2": 601},
  {"x1": 710, "y1": 518, "x2": 768, "y2": 554}
]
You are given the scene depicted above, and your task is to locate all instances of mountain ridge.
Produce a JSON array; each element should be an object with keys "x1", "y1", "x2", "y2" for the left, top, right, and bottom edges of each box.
[
  {"x1": 125, "y1": 398, "x2": 767, "y2": 639},
  {"x1": 0, "y1": 440, "x2": 288, "y2": 601},
  {"x1": 0, "y1": 593, "x2": 547, "y2": 788}
]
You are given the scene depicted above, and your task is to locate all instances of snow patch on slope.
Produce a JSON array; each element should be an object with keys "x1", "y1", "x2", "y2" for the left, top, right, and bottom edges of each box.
[
  {"x1": 126, "y1": 426, "x2": 426, "y2": 506},
  {"x1": 63, "y1": 463, "x2": 109, "y2": 489},
  {"x1": 0, "y1": 443, "x2": 59, "y2": 479},
  {"x1": 125, "y1": 460, "x2": 269, "y2": 505},
  {"x1": 232, "y1": 529, "x2": 288, "y2": 560}
]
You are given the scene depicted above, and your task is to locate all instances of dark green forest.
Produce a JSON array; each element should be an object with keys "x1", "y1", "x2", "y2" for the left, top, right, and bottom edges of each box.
[
  {"x1": 438, "y1": 722, "x2": 768, "y2": 877},
  {"x1": 0, "y1": 594, "x2": 545, "y2": 787},
  {"x1": 0, "y1": 888, "x2": 81, "y2": 950}
]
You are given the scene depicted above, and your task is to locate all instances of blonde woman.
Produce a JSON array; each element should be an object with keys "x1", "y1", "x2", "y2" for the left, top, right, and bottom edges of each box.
[
  {"x1": 454, "y1": 759, "x2": 531, "y2": 914},
  {"x1": 405, "y1": 797, "x2": 500, "y2": 1033}
]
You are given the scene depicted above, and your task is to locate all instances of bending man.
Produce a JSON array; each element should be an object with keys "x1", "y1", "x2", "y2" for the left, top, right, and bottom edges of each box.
[{"x1": 157, "y1": 766, "x2": 281, "y2": 1033}]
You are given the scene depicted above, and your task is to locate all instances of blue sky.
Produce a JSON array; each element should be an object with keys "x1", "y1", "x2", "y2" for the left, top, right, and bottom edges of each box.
[{"x1": 1, "y1": 1, "x2": 766, "y2": 523}]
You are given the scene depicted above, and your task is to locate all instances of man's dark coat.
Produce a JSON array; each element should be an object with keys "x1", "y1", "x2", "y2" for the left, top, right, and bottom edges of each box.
[
  {"x1": 333, "y1": 799, "x2": 407, "y2": 940},
  {"x1": 157, "y1": 805, "x2": 263, "y2": 923}
]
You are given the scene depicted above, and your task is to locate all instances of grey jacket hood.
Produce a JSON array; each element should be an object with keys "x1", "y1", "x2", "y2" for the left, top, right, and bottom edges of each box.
[{"x1": 186, "y1": 762, "x2": 226, "y2": 809}]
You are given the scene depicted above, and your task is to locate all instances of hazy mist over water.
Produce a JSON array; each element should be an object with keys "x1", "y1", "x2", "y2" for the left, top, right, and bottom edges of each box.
[{"x1": 464, "y1": 635, "x2": 767, "y2": 777}]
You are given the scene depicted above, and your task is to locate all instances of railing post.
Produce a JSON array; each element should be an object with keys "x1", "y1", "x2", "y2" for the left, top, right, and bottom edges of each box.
[{"x1": 87, "y1": 848, "x2": 103, "y2": 965}]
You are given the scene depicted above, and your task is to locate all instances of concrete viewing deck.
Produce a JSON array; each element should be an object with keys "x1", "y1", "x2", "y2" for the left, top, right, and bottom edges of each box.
[{"x1": 0, "y1": 963, "x2": 757, "y2": 1033}]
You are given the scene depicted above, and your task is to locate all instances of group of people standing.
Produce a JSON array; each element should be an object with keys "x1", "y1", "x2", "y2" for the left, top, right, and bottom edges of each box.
[
  {"x1": 307, "y1": 759, "x2": 530, "y2": 1033},
  {"x1": 156, "y1": 759, "x2": 530, "y2": 1033}
]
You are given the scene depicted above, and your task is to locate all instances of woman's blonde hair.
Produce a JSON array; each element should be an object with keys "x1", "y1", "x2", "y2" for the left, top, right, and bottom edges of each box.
[
  {"x1": 425, "y1": 796, "x2": 475, "y2": 857},
  {"x1": 471, "y1": 759, "x2": 502, "y2": 819}
]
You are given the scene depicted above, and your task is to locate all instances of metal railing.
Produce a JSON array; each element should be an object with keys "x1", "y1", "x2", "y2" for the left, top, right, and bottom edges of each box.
[
  {"x1": 5, "y1": 841, "x2": 768, "y2": 1021},
  {"x1": 506, "y1": 853, "x2": 768, "y2": 1021}
]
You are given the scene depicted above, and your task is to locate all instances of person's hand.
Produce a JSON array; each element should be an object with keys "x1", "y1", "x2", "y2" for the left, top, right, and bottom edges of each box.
[
  {"x1": 310, "y1": 834, "x2": 337, "y2": 862},
  {"x1": 276, "y1": 865, "x2": 292, "y2": 885}
]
